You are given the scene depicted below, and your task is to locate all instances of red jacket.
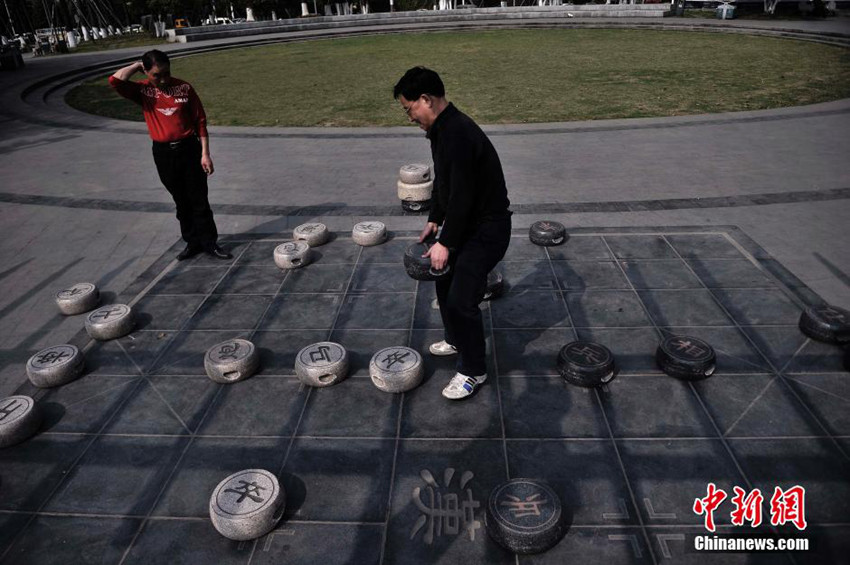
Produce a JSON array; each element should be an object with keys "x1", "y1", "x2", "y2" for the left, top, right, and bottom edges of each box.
[{"x1": 109, "y1": 75, "x2": 208, "y2": 143}]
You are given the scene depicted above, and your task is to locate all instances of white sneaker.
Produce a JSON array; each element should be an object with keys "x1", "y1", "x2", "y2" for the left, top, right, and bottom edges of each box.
[
  {"x1": 442, "y1": 373, "x2": 487, "y2": 400},
  {"x1": 429, "y1": 340, "x2": 458, "y2": 356}
]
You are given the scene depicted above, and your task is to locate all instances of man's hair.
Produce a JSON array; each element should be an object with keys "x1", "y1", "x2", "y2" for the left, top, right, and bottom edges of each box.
[
  {"x1": 393, "y1": 67, "x2": 445, "y2": 101},
  {"x1": 141, "y1": 49, "x2": 170, "y2": 71}
]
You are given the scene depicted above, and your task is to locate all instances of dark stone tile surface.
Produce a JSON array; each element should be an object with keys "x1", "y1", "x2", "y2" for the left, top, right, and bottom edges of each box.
[
  {"x1": 545, "y1": 235, "x2": 613, "y2": 261},
  {"x1": 666, "y1": 234, "x2": 743, "y2": 259},
  {"x1": 552, "y1": 260, "x2": 630, "y2": 290},
  {"x1": 740, "y1": 326, "x2": 809, "y2": 372},
  {"x1": 785, "y1": 373, "x2": 850, "y2": 436},
  {"x1": 2, "y1": 516, "x2": 141, "y2": 565},
  {"x1": 213, "y1": 265, "x2": 285, "y2": 295},
  {"x1": 237, "y1": 239, "x2": 284, "y2": 265},
  {"x1": 620, "y1": 260, "x2": 702, "y2": 290},
  {"x1": 639, "y1": 290, "x2": 732, "y2": 327},
  {"x1": 334, "y1": 293, "x2": 414, "y2": 330},
  {"x1": 728, "y1": 437, "x2": 850, "y2": 524},
  {"x1": 280, "y1": 263, "x2": 354, "y2": 293},
  {"x1": 605, "y1": 235, "x2": 676, "y2": 259},
  {"x1": 149, "y1": 265, "x2": 229, "y2": 295},
  {"x1": 711, "y1": 289, "x2": 802, "y2": 326},
  {"x1": 693, "y1": 374, "x2": 823, "y2": 438},
  {"x1": 500, "y1": 377, "x2": 608, "y2": 438},
  {"x1": 357, "y1": 236, "x2": 410, "y2": 264},
  {"x1": 298, "y1": 377, "x2": 400, "y2": 437},
  {"x1": 84, "y1": 331, "x2": 174, "y2": 376},
  {"x1": 309, "y1": 237, "x2": 362, "y2": 264},
  {"x1": 199, "y1": 377, "x2": 308, "y2": 437},
  {"x1": 599, "y1": 376, "x2": 717, "y2": 438},
  {"x1": 281, "y1": 438, "x2": 395, "y2": 522},
  {"x1": 498, "y1": 261, "x2": 558, "y2": 292},
  {"x1": 567, "y1": 291, "x2": 653, "y2": 328},
  {"x1": 350, "y1": 263, "x2": 417, "y2": 293},
  {"x1": 493, "y1": 328, "x2": 577, "y2": 376},
  {"x1": 501, "y1": 237, "x2": 548, "y2": 262},
  {"x1": 518, "y1": 526, "x2": 651, "y2": 564},
  {"x1": 792, "y1": 525, "x2": 850, "y2": 565},
  {"x1": 45, "y1": 435, "x2": 189, "y2": 515},
  {"x1": 617, "y1": 439, "x2": 747, "y2": 526},
  {"x1": 0, "y1": 434, "x2": 90, "y2": 511},
  {"x1": 122, "y1": 518, "x2": 246, "y2": 564},
  {"x1": 782, "y1": 338, "x2": 847, "y2": 373},
  {"x1": 39, "y1": 375, "x2": 138, "y2": 433},
  {"x1": 133, "y1": 294, "x2": 206, "y2": 330},
  {"x1": 259, "y1": 293, "x2": 341, "y2": 330},
  {"x1": 687, "y1": 258, "x2": 776, "y2": 288},
  {"x1": 490, "y1": 291, "x2": 570, "y2": 329},
  {"x1": 252, "y1": 523, "x2": 384, "y2": 565},
  {"x1": 105, "y1": 376, "x2": 218, "y2": 435},
  {"x1": 0, "y1": 513, "x2": 27, "y2": 557},
  {"x1": 187, "y1": 295, "x2": 272, "y2": 330}
]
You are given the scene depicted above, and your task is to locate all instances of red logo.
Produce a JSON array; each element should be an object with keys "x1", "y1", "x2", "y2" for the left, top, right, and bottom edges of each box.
[
  {"x1": 693, "y1": 483, "x2": 728, "y2": 532},
  {"x1": 769, "y1": 486, "x2": 807, "y2": 531},
  {"x1": 730, "y1": 487, "x2": 764, "y2": 528},
  {"x1": 693, "y1": 484, "x2": 807, "y2": 532}
]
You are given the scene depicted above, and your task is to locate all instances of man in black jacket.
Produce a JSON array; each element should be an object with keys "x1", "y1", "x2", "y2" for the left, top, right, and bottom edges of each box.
[{"x1": 394, "y1": 67, "x2": 512, "y2": 400}]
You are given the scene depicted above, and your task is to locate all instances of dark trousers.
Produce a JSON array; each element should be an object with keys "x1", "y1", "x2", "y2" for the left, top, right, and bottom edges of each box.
[
  {"x1": 152, "y1": 137, "x2": 218, "y2": 248},
  {"x1": 436, "y1": 217, "x2": 511, "y2": 377}
]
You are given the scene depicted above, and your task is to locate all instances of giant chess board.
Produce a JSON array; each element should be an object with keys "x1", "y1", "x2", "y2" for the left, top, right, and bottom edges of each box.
[{"x1": 1, "y1": 226, "x2": 847, "y2": 564}]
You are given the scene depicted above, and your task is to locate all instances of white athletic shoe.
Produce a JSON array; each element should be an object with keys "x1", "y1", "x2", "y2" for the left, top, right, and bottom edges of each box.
[
  {"x1": 442, "y1": 373, "x2": 487, "y2": 400},
  {"x1": 429, "y1": 340, "x2": 458, "y2": 356}
]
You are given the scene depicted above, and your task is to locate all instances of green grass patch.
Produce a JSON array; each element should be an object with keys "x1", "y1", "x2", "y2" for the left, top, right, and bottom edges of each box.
[
  {"x1": 65, "y1": 29, "x2": 850, "y2": 126},
  {"x1": 70, "y1": 33, "x2": 167, "y2": 54}
]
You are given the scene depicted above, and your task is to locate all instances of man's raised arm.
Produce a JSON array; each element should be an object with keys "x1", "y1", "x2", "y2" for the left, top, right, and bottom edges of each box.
[{"x1": 112, "y1": 61, "x2": 143, "y2": 82}]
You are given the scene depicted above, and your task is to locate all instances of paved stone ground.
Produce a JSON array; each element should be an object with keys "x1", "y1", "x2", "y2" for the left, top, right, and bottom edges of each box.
[{"x1": 0, "y1": 17, "x2": 848, "y2": 564}]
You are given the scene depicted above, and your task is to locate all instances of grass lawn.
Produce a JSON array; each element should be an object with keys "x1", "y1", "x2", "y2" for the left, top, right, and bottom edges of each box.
[
  {"x1": 65, "y1": 28, "x2": 850, "y2": 126},
  {"x1": 70, "y1": 33, "x2": 168, "y2": 53}
]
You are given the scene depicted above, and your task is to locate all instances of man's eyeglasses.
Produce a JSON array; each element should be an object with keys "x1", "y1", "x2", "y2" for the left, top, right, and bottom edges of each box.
[{"x1": 402, "y1": 96, "x2": 422, "y2": 116}]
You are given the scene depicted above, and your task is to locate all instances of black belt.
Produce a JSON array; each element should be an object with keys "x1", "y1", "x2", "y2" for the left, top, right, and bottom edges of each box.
[{"x1": 153, "y1": 137, "x2": 196, "y2": 149}]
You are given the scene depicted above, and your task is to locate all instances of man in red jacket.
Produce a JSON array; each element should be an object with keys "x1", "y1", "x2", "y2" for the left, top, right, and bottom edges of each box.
[{"x1": 110, "y1": 49, "x2": 231, "y2": 260}]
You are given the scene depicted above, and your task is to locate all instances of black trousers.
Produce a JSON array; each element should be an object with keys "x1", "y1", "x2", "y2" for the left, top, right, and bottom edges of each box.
[
  {"x1": 152, "y1": 137, "x2": 218, "y2": 248},
  {"x1": 436, "y1": 217, "x2": 511, "y2": 377}
]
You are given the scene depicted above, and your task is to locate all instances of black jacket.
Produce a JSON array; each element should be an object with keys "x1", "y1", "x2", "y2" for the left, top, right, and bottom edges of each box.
[{"x1": 427, "y1": 103, "x2": 511, "y2": 250}]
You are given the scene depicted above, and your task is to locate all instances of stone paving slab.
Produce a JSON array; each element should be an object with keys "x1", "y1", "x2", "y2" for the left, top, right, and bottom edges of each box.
[{"x1": 0, "y1": 228, "x2": 847, "y2": 564}]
